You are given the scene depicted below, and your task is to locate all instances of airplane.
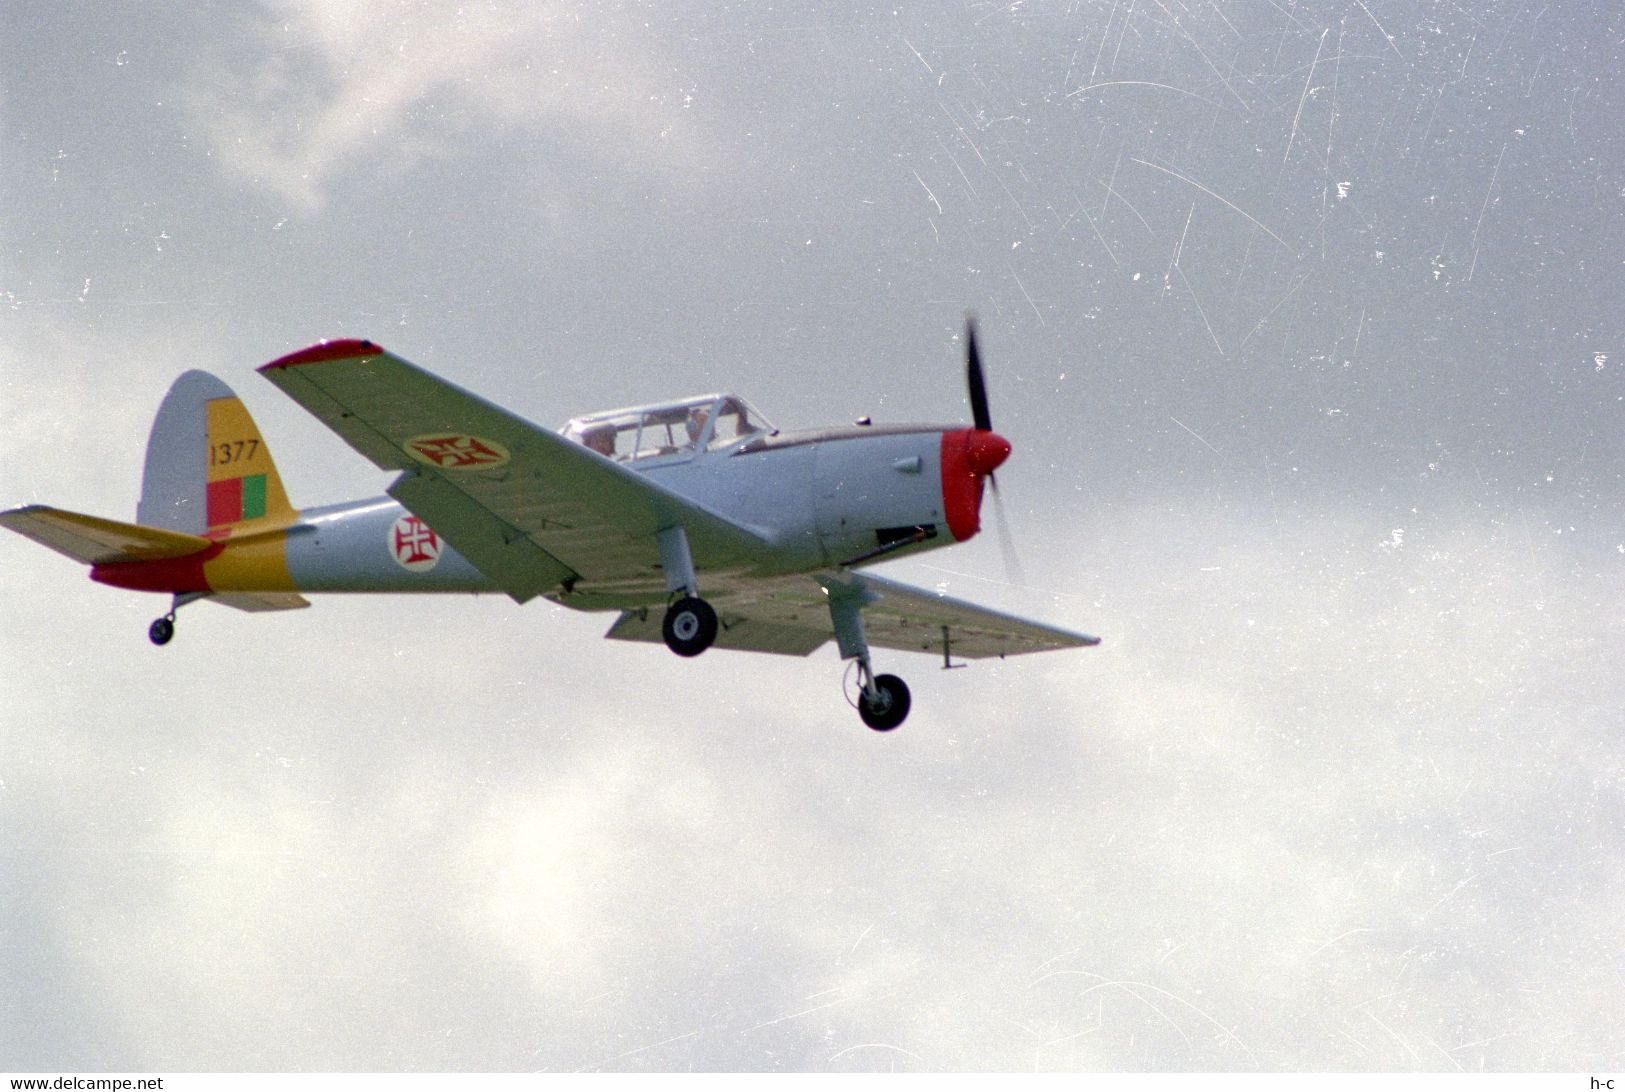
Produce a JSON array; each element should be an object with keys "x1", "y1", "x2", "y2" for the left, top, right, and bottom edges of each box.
[{"x1": 0, "y1": 322, "x2": 1098, "y2": 730}]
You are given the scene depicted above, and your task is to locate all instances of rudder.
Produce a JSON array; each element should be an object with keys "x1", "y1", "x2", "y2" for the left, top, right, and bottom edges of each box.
[{"x1": 137, "y1": 370, "x2": 297, "y2": 534}]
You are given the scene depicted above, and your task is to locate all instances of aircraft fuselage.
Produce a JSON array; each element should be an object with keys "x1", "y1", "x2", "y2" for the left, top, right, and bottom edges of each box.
[{"x1": 90, "y1": 422, "x2": 995, "y2": 612}]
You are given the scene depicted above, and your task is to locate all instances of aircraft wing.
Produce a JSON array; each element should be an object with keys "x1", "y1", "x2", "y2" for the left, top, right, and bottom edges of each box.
[
  {"x1": 836, "y1": 570, "x2": 1100, "y2": 658},
  {"x1": 258, "y1": 340, "x2": 776, "y2": 602},
  {"x1": 605, "y1": 569, "x2": 1099, "y2": 659}
]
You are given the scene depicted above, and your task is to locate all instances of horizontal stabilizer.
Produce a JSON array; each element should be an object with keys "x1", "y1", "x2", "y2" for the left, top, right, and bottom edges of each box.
[
  {"x1": 209, "y1": 591, "x2": 312, "y2": 613},
  {"x1": 0, "y1": 505, "x2": 213, "y2": 566}
]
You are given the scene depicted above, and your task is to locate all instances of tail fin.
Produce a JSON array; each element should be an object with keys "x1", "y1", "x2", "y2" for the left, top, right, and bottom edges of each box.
[{"x1": 137, "y1": 370, "x2": 297, "y2": 534}]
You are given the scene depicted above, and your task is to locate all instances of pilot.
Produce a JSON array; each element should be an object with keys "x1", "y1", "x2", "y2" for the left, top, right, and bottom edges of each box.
[
  {"x1": 583, "y1": 425, "x2": 616, "y2": 457},
  {"x1": 686, "y1": 407, "x2": 711, "y2": 445}
]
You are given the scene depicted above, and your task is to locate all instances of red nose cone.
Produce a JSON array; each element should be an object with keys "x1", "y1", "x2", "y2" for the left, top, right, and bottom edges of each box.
[{"x1": 965, "y1": 430, "x2": 1012, "y2": 476}]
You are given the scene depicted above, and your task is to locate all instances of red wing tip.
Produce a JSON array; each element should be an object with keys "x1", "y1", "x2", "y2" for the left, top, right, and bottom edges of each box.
[{"x1": 259, "y1": 338, "x2": 382, "y2": 371}]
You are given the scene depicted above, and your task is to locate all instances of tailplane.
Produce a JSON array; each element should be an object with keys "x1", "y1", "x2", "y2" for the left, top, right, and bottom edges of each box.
[
  {"x1": 0, "y1": 505, "x2": 210, "y2": 565},
  {"x1": 138, "y1": 370, "x2": 298, "y2": 534}
]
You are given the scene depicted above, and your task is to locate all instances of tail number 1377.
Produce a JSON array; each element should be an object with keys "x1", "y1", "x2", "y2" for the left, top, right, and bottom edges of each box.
[{"x1": 211, "y1": 439, "x2": 260, "y2": 466}]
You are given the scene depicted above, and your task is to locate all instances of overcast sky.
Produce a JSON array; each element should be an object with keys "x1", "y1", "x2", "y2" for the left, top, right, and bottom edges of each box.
[{"x1": 3, "y1": 0, "x2": 1622, "y2": 1073}]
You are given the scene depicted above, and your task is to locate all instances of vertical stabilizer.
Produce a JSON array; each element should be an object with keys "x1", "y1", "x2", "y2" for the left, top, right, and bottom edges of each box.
[{"x1": 137, "y1": 370, "x2": 297, "y2": 534}]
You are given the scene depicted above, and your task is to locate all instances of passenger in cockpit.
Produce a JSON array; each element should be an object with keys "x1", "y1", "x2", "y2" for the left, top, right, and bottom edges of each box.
[{"x1": 583, "y1": 425, "x2": 616, "y2": 457}]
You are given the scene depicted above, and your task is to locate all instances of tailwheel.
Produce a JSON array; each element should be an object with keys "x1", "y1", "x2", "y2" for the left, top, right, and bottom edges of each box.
[
  {"x1": 662, "y1": 596, "x2": 718, "y2": 657},
  {"x1": 858, "y1": 673, "x2": 911, "y2": 732},
  {"x1": 148, "y1": 614, "x2": 176, "y2": 647}
]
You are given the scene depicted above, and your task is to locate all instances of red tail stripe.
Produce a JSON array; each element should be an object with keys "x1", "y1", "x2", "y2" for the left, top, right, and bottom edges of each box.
[{"x1": 90, "y1": 544, "x2": 223, "y2": 594}]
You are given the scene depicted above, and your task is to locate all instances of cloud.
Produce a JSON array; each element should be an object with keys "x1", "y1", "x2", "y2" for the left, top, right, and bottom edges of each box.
[
  {"x1": 6, "y1": 0, "x2": 1621, "y2": 1072},
  {"x1": 6, "y1": 504, "x2": 1619, "y2": 1070},
  {"x1": 0, "y1": 313, "x2": 231, "y2": 512},
  {"x1": 180, "y1": 1, "x2": 710, "y2": 212}
]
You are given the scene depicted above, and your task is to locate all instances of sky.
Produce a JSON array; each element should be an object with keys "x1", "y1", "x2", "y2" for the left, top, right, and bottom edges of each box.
[{"x1": 2, "y1": 0, "x2": 1622, "y2": 1073}]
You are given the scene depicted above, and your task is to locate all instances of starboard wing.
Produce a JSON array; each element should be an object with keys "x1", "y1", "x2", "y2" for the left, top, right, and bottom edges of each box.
[
  {"x1": 258, "y1": 340, "x2": 776, "y2": 603},
  {"x1": 604, "y1": 569, "x2": 1099, "y2": 659}
]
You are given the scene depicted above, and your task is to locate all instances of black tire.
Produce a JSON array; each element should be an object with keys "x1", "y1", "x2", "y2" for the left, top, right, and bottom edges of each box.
[
  {"x1": 148, "y1": 617, "x2": 175, "y2": 646},
  {"x1": 858, "y1": 673, "x2": 911, "y2": 731},
  {"x1": 662, "y1": 596, "x2": 718, "y2": 657}
]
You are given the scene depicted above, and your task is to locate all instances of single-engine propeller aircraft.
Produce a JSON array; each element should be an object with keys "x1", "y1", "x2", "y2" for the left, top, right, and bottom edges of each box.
[{"x1": 1, "y1": 321, "x2": 1097, "y2": 730}]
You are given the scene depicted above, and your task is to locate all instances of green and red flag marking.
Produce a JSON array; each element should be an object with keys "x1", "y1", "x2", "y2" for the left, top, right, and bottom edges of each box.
[{"x1": 206, "y1": 473, "x2": 268, "y2": 526}]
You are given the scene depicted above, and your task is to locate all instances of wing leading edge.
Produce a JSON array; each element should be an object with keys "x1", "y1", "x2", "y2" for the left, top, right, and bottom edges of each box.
[
  {"x1": 605, "y1": 569, "x2": 1099, "y2": 659},
  {"x1": 258, "y1": 340, "x2": 777, "y2": 603}
]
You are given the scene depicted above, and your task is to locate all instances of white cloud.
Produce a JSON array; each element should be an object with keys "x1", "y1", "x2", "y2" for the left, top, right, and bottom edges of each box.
[
  {"x1": 6, "y1": 0, "x2": 1621, "y2": 1069},
  {"x1": 7, "y1": 505, "x2": 1620, "y2": 1070},
  {"x1": 181, "y1": 1, "x2": 709, "y2": 211},
  {"x1": 0, "y1": 312, "x2": 228, "y2": 512}
]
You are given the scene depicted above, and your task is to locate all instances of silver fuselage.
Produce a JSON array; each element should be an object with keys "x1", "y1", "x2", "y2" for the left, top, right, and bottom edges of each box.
[{"x1": 278, "y1": 424, "x2": 960, "y2": 611}]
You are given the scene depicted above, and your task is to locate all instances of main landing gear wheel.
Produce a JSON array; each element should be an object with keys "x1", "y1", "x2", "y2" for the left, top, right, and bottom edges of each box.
[
  {"x1": 858, "y1": 673, "x2": 911, "y2": 732},
  {"x1": 662, "y1": 596, "x2": 718, "y2": 657},
  {"x1": 148, "y1": 614, "x2": 176, "y2": 647}
]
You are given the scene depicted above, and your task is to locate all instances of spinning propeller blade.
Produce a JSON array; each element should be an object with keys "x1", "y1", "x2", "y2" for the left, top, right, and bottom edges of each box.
[
  {"x1": 963, "y1": 316, "x2": 1024, "y2": 584},
  {"x1": 987, "y1": 472, "x2": 1027, "y2": 586},
  {"x1": 966, "y1": 318, "x2": 993, "y2": 433}
]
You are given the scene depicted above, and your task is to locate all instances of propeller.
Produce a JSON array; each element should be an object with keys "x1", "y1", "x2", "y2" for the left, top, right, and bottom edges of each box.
[
  {"x1": 988, "y1": 469, "x2": 1027, "y2": 586},
  {"x1": 966, "y1": 319, "x2": 993, "y2": 433},
  {"x1": 963, "y1": 317, "x2": 1026, "y2": 586}
]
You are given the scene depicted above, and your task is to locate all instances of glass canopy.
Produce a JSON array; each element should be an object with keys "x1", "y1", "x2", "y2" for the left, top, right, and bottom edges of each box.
[{"x1": 561, "y1": 394, "x2": 773, "y2": 462}]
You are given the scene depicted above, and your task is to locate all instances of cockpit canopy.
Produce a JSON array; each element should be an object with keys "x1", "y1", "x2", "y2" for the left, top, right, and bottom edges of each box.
[{"x1": 561, "y1": 394, "x2": 774, "y2": 463}]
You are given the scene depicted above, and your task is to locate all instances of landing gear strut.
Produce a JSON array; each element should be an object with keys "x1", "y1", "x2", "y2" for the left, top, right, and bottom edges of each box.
[
  {"x1": 827, "y1": 579, "x2": 912, "y2": 732},
  {"x1": 656, "y1": 524, "x2": 717, "y2": 656}
]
